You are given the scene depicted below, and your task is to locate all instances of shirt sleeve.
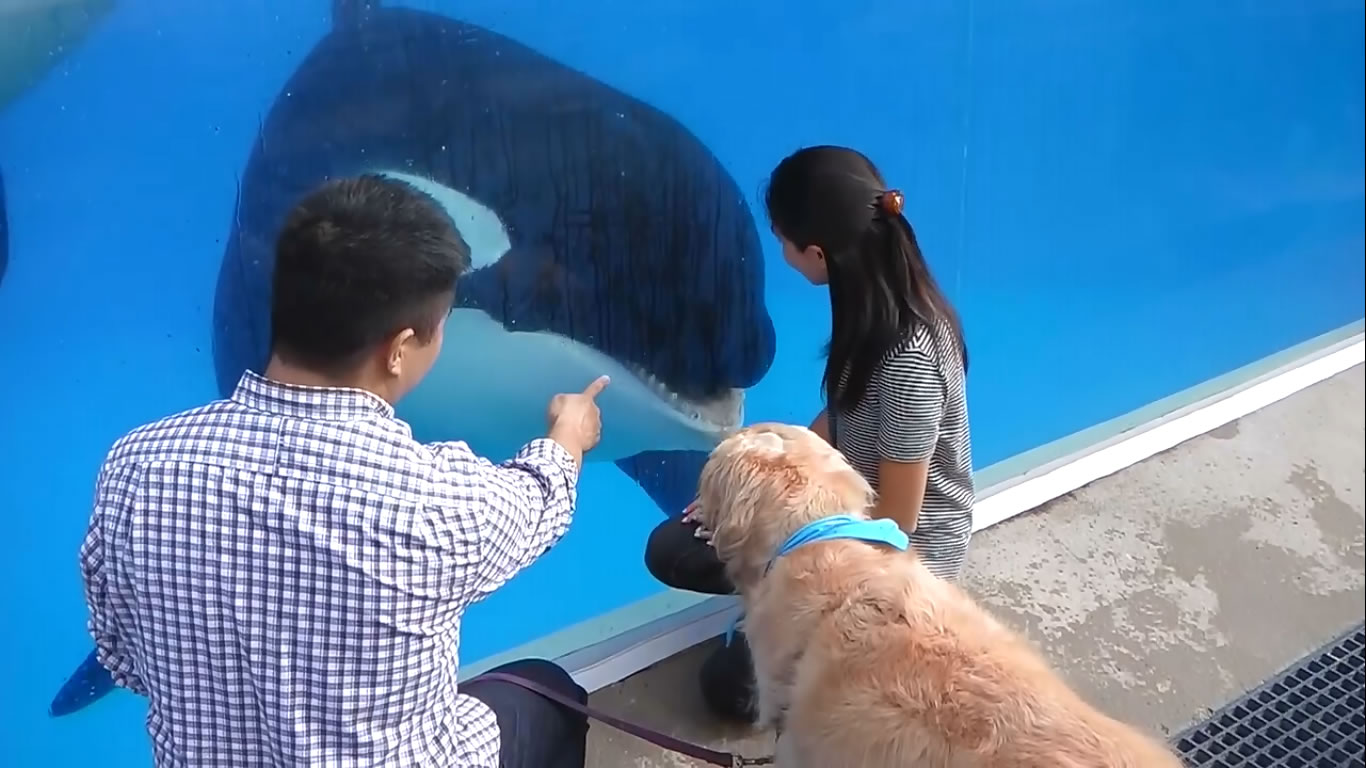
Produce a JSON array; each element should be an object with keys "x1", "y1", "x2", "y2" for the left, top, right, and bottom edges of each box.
[
  {"x1": 429, "y1": 437, "x2": 579, "y2": 605},
  {"x1": 80, "y1": 463, "x2": 147, "y2": 695},
  {"x1": 876, "y1": 347, "x2": 946, "y2": 463}
]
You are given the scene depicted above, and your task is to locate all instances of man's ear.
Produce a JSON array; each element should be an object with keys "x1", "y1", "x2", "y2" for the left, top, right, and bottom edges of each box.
[{"x1": 385, "y1": 328, "x2": 417, "y2": 377}]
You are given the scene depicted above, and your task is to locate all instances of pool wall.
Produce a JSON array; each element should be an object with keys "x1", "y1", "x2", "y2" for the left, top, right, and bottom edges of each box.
[{"x1": 1, "y1": 0, "x2": 1362, "y2": 764}]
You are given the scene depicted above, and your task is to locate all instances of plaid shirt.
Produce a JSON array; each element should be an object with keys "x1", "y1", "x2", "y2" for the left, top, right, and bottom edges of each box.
[{"x1": 80, "y1": 371, "x2": 578, "y2": 767}]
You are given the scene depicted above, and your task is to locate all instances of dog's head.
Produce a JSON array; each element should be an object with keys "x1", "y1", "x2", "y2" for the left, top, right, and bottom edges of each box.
[{"x1": 696, "y1": 422, "x2": 876, "y2": 590}]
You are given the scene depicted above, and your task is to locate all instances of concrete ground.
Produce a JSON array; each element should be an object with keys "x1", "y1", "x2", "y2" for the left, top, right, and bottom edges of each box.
[{"x1": 586, "y1": 364, "x2": 1366, "y2": 767}]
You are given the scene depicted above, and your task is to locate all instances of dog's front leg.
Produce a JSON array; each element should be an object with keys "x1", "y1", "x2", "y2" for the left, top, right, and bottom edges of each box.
[
  {"x1": 748, "y1": 639, "x2": 792, "y2": 727},
  {"x1": 746, "y1": 607, "x2": 801, "y2": 734},
  {"x1": 750, "y1": 652, "x2": 790, "y2": 733},
  {"x1": 773, "y1": 730, "x2": 805, "y2": 768},
  {"x1": 753, "y1": 683, "x2": 786, "y2": 733}
]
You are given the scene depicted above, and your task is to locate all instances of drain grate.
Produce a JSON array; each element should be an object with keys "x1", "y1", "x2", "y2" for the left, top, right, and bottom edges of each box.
[{"x1": 1172, "y1": 622, "x2": 1365, "y2": 768}]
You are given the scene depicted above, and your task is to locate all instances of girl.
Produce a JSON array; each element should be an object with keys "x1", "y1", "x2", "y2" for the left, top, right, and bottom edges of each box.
[{"x1": 643, "y1": 144, "x2": 975, "y2": 723}]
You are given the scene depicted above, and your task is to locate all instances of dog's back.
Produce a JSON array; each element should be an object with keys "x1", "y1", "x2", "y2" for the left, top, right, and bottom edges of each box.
[{"x1": 764, "y1": 543, "x2": 1185, "y2": 768}]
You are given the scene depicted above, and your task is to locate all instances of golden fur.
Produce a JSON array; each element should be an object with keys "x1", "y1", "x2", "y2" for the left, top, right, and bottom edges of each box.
[{"x1": 696, "y1": 423, "x2": 1185, "y2": 768}]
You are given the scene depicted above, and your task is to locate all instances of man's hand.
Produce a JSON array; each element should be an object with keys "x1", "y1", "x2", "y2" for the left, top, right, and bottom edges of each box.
[{"x1": 547, "y1": 376, "x2": 610, "y2": 467}]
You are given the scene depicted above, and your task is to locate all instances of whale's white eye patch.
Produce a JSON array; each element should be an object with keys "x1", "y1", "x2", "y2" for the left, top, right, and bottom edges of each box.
[{"x1": 378, "y1": 170, "x2": 510, "y2": 270}]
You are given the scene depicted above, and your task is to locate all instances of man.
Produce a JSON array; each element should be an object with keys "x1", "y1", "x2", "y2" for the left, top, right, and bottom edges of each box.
[{"x1": 80, "y1": 174, "x2": 606, "y2": 768}]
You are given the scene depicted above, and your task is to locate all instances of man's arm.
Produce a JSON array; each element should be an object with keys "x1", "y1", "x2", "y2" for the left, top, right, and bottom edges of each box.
[
  {"x1": 80, "y1": 463, "x2": 147, "y2": 695},
  {"x1": 431, "y1": 437, "x2": 580, "y2": 604}
]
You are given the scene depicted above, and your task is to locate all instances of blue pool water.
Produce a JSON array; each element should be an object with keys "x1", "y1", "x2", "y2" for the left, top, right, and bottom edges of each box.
[{"x1": 1, "y1": 0, "x2": 1362, "y2": 763}]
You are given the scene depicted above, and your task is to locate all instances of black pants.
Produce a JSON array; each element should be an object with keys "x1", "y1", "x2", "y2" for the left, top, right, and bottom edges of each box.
[
  {"x1": 644, "y1": 516, "x2": 759, "y2": 724},
  {"x1": 464, "y1": 658, "x2": 589, "y2": 768}
]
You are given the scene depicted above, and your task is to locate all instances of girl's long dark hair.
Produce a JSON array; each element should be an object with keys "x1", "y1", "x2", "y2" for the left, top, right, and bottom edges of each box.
[{"x1": 765, "y1": 145, "x2": 968, "y2": 413}]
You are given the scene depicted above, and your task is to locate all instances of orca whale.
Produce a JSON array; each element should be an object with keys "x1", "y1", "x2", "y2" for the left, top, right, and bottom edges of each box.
[
  {"x1": 50, "y1": 0, "x2": 775, "y2": 717},
  {"x1": 213, "y1": 0, "x2": 775, "y2": 489}
]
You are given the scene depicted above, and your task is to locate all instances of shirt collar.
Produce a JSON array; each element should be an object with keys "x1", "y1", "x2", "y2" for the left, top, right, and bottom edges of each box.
[{"x1": 231, "y1": 370, "x2": 397, "y2": 421}]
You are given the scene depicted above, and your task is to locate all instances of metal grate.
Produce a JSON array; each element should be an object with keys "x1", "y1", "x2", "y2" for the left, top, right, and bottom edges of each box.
[{"x1": 1173, "y1": 622, "x2": 1365, "y2": 768}]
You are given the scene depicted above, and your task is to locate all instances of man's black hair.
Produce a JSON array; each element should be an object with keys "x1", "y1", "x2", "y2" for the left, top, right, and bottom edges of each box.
[{"x1": 269, "y1": 174, "x2": 470, "y2": 375}]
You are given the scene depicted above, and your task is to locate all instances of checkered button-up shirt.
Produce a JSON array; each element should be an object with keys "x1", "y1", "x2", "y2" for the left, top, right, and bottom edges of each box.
[{"x1": 80, "y1": 371, "x2": 579, "y2": 767}]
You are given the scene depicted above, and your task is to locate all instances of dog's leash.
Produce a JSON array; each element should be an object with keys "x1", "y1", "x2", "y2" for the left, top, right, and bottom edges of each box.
[{"x1": 473, "y1": 672, "x2": 775, "y2": 767}]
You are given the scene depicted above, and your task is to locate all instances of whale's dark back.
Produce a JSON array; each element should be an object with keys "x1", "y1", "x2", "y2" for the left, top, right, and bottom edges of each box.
[
  {"x1": 1, "y1": 168, "x2": 8, "y2": 290},
  {"x1": 213, "y1": 8, "x2": 775, "y2": 403}
]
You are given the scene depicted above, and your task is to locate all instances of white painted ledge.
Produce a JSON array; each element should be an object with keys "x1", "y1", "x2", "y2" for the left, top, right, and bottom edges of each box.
[{"x1": 557, "y1": 333, "x2": 1365, "y2": 693}]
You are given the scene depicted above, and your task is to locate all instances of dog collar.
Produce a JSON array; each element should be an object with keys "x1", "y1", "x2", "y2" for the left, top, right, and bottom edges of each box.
[
  {"x1": 724, "y1": 514, "x2": 909, "y2": 646},
  {"x1": 765, "y1": 514, "x2": 909, "y2": 574}
]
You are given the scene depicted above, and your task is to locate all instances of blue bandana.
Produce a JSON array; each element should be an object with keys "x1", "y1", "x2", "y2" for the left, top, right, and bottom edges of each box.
[{"x1": 724, "y1": 514, "x2": 909, "y2": 645}]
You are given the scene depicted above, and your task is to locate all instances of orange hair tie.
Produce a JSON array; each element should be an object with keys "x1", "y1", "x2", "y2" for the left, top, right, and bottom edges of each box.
[{"x1": 880, "y1": 189, "x2": 905, "y2": 217}]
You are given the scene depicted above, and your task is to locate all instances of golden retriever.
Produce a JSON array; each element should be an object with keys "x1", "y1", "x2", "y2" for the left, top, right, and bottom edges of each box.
[{"x1": 695, "y1": 422, "x2": 1185, "y2": 768}]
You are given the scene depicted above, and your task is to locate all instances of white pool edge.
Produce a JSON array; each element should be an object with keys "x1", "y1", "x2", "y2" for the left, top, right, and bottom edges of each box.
[{"x1": 556, "y1": 333, "x2": 1366, "y2": 694}]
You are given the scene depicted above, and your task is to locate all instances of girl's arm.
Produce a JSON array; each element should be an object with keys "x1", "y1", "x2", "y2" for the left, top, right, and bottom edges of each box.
[
  {"x1": 873, "y1": 459, "x2": 930, "y2": 533},
  {"x1": 813, "y1": 406, "x2": 928, "y2": 530},
  {"x1": 809, "y1": 409, "x2": 831, "y2": 444},
  {"x1": 871, "y1": 347, "x2": 945, "y2": 534}
]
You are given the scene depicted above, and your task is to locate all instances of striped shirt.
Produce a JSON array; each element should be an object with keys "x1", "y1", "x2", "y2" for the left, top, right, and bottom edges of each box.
[
  {"x1": 80, "y1": 371, "x2": 578, "y2": 768},
  {"x1": 830, "y1": 319, "x2": 974, "y2": 581}
]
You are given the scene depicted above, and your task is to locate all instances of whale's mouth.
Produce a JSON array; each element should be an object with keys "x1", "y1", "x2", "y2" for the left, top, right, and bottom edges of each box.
[
  {"x1": 385, "y1": 170, "x2": 748, "y2": 437},
  {"x1": 620, "y1": 360, "x2": 744, "y2": 433}
]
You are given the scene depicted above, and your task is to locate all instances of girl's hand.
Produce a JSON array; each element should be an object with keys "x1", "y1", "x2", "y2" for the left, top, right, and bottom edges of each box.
[{"x1": 681, "y1": 500, "x2": 716, "y2": 546}]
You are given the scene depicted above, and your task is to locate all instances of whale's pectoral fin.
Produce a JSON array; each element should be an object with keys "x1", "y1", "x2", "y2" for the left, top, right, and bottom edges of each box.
[
  {"x1": 0, "y1": 0, "x2": 116, "y2": 112},
  {"x1": 615, "y1": 450, "x2": 709, "y2": 519},
  {"x1": 49, "y1": 649, "x2": 116, "y2": 717}
]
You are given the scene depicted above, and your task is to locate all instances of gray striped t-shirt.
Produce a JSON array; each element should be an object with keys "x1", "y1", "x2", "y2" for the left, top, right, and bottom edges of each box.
[{"x1": 830, "y1": 319, "x2": 974, "y2": 581}]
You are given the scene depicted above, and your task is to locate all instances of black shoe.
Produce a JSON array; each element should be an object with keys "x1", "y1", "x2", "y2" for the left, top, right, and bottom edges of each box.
[{"x1": 699, "y1": 634, "x2": 759, "y2": 724}]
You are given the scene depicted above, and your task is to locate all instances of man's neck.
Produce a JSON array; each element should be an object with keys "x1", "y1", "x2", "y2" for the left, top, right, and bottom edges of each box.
[{"x1": 263, "y1": 356, "x2": 396, "y2": 404}]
